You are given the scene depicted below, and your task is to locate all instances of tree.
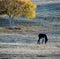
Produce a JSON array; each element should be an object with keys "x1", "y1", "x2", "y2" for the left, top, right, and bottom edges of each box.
[{"x1": 0, "y1": 0, "x2": 36, "y2": 29}]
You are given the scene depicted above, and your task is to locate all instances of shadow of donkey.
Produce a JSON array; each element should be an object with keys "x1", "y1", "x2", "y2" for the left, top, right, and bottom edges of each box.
[{"x1": 37, "y1": 33, "x2": 48, "y2": 44}]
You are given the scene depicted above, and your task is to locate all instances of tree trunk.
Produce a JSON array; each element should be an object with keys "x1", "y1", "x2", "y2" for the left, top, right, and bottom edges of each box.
[{"x1": 9, "y1": 15, "x2": 14, "y2": 29}]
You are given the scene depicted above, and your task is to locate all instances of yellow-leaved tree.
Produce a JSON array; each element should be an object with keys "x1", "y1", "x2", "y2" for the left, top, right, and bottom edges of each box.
[{"x1": 0, "y1": 0, "x2": 36, "y2": 29}]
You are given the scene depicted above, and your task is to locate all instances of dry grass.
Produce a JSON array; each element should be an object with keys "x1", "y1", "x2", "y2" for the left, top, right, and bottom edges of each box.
[{"x1": 0, "y1": 25, "x2": 54, "y2": 33}]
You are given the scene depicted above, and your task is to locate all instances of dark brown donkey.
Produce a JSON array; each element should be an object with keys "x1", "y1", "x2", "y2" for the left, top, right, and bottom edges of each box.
[{"x1": 37, "y1": 33, "x2": 48, "y2": 44}]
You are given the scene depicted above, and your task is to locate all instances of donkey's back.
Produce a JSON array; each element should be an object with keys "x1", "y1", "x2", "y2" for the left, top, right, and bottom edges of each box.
[{"x1": 38, "y1": 33, "x2": 47, "y2": 38}]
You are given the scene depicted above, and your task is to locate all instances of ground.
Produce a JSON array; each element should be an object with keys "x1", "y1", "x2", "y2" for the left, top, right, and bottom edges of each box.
[{"x1": 0, "y1": 43, "x2": 60, "y2": 59}]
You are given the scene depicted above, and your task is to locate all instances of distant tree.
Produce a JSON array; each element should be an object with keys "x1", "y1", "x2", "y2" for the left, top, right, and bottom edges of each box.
[{"x1": 0, "y1": 0, "x2": 36, "y2": 29}]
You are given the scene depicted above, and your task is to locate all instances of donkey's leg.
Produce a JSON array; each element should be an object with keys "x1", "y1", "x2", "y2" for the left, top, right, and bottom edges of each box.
[
  {"x1": 42, "y1": 39, "x2": 44, "y2": 44},
  {"x1": 37, "y1": 37, "x2": 41, "y2": 44}
]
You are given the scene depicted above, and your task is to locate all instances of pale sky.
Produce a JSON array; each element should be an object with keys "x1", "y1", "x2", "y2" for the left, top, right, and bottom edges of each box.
[{"x1": 32, "y1": 0, "x2": 60, "y2": 4}]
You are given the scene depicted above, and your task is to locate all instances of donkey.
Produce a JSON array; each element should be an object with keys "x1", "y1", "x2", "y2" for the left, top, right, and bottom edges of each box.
[{"x1": 37, "y1": 33, "x2": 48, "y2": 44}]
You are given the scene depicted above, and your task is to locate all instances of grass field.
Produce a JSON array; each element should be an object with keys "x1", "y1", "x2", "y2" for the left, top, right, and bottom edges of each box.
[{"x1": 0, "y1": 43, "x2": 60, "y2": 59}]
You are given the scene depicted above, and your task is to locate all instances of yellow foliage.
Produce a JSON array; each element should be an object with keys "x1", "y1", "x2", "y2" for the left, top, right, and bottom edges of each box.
[
  {"x1": 25, "y1": 11, "x2": 36, "y2": 18},
  {"x1": 17, "y1": 0, "x2": 30, "y2": 2},
  {"x1": 0, "y1": 0, "x2": 36, "y2": 18},
  {"x1": 0, "y1": 0, "x2": 2, "y2": 1}
]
